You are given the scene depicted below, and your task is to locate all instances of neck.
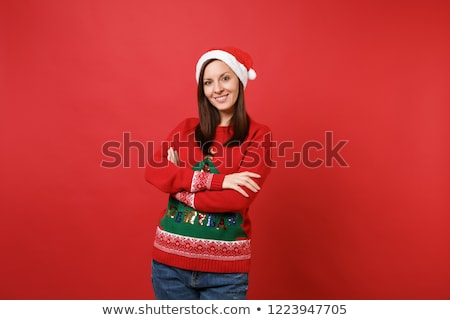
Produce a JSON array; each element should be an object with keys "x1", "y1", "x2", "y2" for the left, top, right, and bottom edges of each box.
[{"x1": 219, "y1": 110, "x2": 233, "y2": 126}]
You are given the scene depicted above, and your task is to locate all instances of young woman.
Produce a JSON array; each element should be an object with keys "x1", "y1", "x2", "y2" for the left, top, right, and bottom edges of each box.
[{"x1": 145, "y1": 47, "x2": 272, "y2": 300}]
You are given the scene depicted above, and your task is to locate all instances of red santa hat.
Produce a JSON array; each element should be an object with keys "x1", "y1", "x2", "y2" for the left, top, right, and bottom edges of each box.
[{"x1": 195, "y1": 47, "x2": 257, "y2": 88}]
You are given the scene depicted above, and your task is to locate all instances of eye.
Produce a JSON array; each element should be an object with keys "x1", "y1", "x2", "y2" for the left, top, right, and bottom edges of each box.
[
  {"x1": 222, "y1": 75, "x2": 230, "y2": 81},
  {"x1": 204, "y1": 80, "x2": 212, "y2": 86}
]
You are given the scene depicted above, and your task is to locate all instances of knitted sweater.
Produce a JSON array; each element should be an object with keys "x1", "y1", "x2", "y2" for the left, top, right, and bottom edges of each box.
[{"x1": 145, "y1": 117, "x2": 272, "y2": 273}]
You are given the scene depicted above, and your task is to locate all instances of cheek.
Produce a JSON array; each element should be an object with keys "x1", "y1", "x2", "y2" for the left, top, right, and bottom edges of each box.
[
  {"x1": 228, "y1": 82, "x2": 240, "y2": 101},
  {"x1": 228, "y1": 80, "x2": 240, "y2": 94},
  {"x1": 203, "y1": 88, "x2": 216, "y2": 104},
  {"x1": 203, "y1": 86, "x2": 213, "y2": 97}
]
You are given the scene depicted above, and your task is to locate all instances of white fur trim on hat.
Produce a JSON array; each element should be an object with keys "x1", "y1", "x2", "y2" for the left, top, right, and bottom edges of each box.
[{"x1": 196, "y1": 50, "x2": 254, "y2": 88}]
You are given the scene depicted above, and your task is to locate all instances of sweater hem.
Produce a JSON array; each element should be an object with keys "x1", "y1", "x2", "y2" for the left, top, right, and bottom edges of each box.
[{"x1": 152, "y1": 247, "x2": 251, "y2": 273}]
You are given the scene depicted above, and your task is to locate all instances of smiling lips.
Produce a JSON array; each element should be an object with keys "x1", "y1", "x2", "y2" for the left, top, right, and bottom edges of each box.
[{"x1": 214, "y1": 94, "x2": 228, "y2": 103}]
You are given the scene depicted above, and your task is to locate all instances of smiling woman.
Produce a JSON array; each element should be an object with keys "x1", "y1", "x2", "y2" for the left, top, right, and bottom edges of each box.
[
  {"x1": 145, "y1": 47, "x2": 273, "y2": 300},
  {"x1": 1, "y1": 0, "x2": 449, "y2": 301},
  {"x1": 202, "y1": 61, "x2": 240, "y2": 124}
]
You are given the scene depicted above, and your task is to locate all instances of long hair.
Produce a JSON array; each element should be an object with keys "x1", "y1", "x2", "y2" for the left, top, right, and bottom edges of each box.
[{"x1": 195, "y1": 59, "x2": 250, "y2": 155}]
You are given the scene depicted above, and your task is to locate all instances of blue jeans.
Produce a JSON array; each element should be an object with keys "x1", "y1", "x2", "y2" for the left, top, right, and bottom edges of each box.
[{"x1": 151, "y1": 260, "x2": 248, "y2": 300}]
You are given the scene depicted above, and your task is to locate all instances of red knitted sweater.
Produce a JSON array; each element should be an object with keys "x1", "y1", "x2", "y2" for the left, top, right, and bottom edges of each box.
[{"x1": 145, "y1": 117, "x2": 272, "y2": 273}]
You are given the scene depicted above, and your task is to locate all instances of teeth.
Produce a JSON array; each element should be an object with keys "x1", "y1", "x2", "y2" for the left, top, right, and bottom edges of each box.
[{"x1": 215, "y1": 95, "x2": 227, "y2": 102}]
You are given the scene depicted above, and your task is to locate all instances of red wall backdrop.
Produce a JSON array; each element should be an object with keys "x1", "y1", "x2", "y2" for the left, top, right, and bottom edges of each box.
[{"x1": 1, "y1": 0, "x2": 449, "y2": 299}]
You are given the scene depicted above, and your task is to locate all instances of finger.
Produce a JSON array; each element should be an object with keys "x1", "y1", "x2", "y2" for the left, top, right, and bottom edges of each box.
[
  {"x1": 168, "y1": 147, "x2": 175, "y2": 164},
  {"x1": 237, "y1": 176, "x2": 260, "y2": 192},
  {"x1": 174, "y1": 150, "x2": 179, "y2": 166},
  {"x1": 245, "y1": 182, "x2": 259, "y2": 193},
  {"x1": 241, "y1": 171, "x2": 261, "y2": 179},
  {"x1": 244, "y1": 178, "x2": 260, "y2": 192},
  {"x1": 235, "y1": 185, "x2": 249, "y2": 198}
]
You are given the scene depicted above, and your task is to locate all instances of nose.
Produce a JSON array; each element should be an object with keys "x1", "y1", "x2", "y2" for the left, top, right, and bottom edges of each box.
[{"x1": 213, "y1": 81, "x2": 223, "y2": 93}]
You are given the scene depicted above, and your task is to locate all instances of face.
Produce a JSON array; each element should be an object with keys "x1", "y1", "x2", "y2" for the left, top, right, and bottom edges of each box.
[{"x1": 202, "y1": 60, "x2": 240, "y2": 116}]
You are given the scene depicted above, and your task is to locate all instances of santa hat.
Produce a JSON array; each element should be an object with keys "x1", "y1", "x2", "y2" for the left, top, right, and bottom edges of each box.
[{"x1": 195, "y1": 47, "x2": 257, "y2": 88}]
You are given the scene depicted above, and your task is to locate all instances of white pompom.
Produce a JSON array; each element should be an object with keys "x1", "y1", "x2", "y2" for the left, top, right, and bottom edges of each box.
[{"x1": 248, "y1": 68, "x2": 257, "y2": 80}]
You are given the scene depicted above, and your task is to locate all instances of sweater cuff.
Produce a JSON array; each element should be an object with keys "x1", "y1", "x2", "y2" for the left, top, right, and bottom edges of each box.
[
  {"x1": 173, "y1": 191, "x2": 195, "y2": 208},
  {"x1": 209, "y1": 174, "x2": 225, "y2": 191},
  {"x1": 190, "y1": 171, "x2": 214, "y2": 192}
]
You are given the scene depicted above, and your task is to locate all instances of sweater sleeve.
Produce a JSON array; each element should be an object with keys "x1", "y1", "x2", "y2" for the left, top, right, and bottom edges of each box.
[
  {"x1": 173, "y1": 125, "x2": 274, "y2": 213},
  {"x1": 145, "y1": 118, "x2": 213, "y2": 194}
]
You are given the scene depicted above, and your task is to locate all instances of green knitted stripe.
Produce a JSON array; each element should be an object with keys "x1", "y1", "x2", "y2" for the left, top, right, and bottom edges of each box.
[
  {"x1": 192, "y1": 157, "x2": 220, "y2": 173},
  {"x1": 159, "y1": 197, "x2": 247, "y2": 241}
]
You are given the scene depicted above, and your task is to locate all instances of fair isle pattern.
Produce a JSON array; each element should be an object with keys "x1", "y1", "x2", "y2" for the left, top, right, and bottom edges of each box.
[
  {"x1": 173, "y1": 191, "x2": 195, "y2": 208},
  {"x1": 190, "y1": 171, "x2": 213, "y2": 192},
  {"x1": 154, "y1": 227, "x2": 251, "y2": 261}
]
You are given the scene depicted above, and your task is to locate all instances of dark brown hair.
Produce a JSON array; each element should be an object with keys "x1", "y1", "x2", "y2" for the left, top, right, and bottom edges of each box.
[{"x1": 195, "y1": 59, "x2": 249, "y2": 155}]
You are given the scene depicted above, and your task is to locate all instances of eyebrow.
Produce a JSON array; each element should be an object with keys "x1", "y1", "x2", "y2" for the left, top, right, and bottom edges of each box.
[{"x1": 203, "y1": 72, "x2": 231, "y2": 81}]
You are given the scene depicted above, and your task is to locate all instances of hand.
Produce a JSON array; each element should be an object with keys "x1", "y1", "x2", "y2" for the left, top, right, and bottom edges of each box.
[
  {"x1": 167, "y1": 147, "x2": 179, "y2": 166},
  {"x1": 222, "y1": 171, "x2": 261, "y2": 197}
]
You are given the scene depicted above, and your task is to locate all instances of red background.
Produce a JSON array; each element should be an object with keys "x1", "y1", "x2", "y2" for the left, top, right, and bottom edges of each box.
[{"x1": 1, "y1": 0, "x2": 449, "y2": 299}]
